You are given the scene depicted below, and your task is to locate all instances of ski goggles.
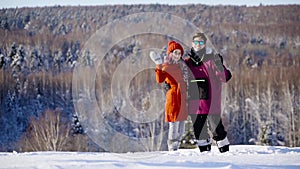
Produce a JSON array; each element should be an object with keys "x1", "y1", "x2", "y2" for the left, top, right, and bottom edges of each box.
[{"x1": 193, "y1": 40, "x2": 205, "y2": 46}]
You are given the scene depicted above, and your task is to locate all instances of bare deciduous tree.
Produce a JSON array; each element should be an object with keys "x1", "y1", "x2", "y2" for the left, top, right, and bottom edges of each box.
[{"x1": 18, "y1": 109, "x2": 70, "y2": 151}]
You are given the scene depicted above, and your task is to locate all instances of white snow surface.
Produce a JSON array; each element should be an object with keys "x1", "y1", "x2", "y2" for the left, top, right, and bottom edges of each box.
[{"x1": 1, "y1": 145, "x2": 299, "y2": 169}]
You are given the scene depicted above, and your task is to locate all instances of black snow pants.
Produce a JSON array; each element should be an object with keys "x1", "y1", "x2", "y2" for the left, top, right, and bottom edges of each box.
[{"x1": 190, "y1": 114, "x2": 227, "y2": 141}]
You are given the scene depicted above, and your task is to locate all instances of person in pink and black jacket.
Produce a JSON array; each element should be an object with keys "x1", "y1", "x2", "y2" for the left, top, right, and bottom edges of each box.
[{"x1": 185, "y1": 32, "x2": 232, "y2": 153}]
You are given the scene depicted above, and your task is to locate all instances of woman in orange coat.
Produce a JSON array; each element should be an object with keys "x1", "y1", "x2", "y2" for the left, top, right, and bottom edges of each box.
[{"x1": 150, "y1": 41, "x2": 188, "y2": 151}]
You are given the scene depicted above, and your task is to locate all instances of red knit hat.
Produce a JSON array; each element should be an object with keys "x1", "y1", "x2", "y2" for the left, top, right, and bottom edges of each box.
[{"x1": 167, "y1": 41, "x2": 184, "y2": 56}]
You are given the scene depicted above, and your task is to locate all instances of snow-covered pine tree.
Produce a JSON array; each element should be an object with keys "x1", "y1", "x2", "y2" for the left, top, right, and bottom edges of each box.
[
  {"x1": 29, "y1": 49, "x2": 43, "y2": 72},
  {"x1": 53, "y1": 51, "x2": 63, "y2": 72},
  {"x1": 180, "y1": 116, "x2": 197, "y2": 149},
  {"x1": 81, "y1": 50, "x2": 92, "y2": 67},
  {"x1": 7, "y1": 43, "x2": 17, "y2": 70},
  {"x1": 71, "y1": 113, "x2": 84, "y2": 135},
  {"x1": 10, "y1": 46, "x2": 21, "y2": 94},
  {"x1": 260, "y1": 122, "x2": 278, "y2": 146},
  {"x1": 66, "y1": 48, "x2": 74, "y2": 69},
  {"x1": 11, "y1": 45, "x2": 27, "y2": 75}
]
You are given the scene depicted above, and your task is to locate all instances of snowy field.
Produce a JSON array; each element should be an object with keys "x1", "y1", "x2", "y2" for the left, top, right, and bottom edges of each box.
[{"x1": 1, "y1": 145, "x2": 300, "y2": 169}]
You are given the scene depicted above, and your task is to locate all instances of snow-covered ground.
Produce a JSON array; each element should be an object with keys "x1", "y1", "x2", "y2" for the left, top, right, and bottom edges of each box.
[{"x1": 1, "y1": 145, "x2": 300, "y2": 169}]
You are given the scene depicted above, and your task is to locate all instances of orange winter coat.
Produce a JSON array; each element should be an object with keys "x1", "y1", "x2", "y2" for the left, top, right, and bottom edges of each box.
[{"x1": 155, "y1": 63, "x2": 188, "y2": 122}]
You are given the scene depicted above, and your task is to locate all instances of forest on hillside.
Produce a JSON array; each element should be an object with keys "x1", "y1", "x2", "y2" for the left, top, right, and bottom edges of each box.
[{"x1": 0, "y1": 4, "x2": 299, "y2": 152}]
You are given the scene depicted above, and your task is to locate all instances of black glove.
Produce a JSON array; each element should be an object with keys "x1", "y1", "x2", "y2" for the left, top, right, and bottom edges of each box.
[{"x1": 214, "y1": 53, "x2": 224, "y2": 72}]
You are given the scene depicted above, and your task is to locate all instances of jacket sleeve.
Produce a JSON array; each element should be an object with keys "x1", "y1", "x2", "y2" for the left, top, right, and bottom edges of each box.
[
  {"x1": 213, "y1": 63, "x2": 232, "y2": 83},
  {"x1": 155, "y1": 64, "x2": 166, "y2": 83}
]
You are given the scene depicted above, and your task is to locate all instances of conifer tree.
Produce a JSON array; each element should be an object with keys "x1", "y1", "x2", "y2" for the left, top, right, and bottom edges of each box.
[{"x1": 71, "y1": 113, "x2": 84, "y2": 135}]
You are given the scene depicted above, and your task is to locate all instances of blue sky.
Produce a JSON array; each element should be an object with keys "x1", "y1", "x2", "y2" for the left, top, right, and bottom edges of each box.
[{"x1": 0, "y1": 0, "x2": 299, "y2": 8}]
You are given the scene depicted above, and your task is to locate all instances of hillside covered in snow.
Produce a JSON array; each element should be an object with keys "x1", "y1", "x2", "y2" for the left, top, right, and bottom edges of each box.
[{"x1": 0, "y1": 4, "x2": 299, "y2": 152}]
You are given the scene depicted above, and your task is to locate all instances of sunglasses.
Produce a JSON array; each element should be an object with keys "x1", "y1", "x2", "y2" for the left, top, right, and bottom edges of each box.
[{"x1": 193, "y1": 40, "x2": 205, "y2": 45}]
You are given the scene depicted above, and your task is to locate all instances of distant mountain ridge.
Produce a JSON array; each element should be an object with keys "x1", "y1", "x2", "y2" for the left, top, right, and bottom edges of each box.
[{"x1": 0, "y1": 4, "x2": 299, "y2": 50}]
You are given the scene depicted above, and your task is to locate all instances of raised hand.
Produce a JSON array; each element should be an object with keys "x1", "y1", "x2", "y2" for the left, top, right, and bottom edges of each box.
[
  {"x1": 149, "y1": 51, "x2": 163, "y2": 65},
  {"x1": 214, "y1": 53, "x2": 224, "y2": 72}
]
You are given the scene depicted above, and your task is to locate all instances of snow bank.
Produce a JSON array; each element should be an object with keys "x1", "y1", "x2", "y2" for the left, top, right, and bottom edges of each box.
[{"x1": 1, "y1": 145, "x2": 299, "y2": 169}]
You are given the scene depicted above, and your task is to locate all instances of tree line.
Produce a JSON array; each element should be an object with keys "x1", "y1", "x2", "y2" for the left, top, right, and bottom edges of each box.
[{"x1": 0, "y1": 4, "x2": 299, "y2": 151}]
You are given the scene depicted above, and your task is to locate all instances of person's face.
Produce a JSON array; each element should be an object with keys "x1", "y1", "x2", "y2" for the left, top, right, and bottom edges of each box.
[
  {"x1": 192, "y1": 37, "x2": 205, "y2": 52},
  {"x1": 170, "y1": 49, "x2": 182, "y2": 62}
]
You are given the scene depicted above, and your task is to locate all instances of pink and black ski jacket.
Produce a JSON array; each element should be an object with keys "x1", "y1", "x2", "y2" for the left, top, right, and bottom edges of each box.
[{"x1": 185, "y1": 52, "x2": 231, "y2": 115}]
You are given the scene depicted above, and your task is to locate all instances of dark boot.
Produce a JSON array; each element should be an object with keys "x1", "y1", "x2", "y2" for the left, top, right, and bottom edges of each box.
[
  {"x1": 216, "y1": 137, "x2": 230, "y2": 153},
  {"x1": 218, "y1": 144, "x2": 229, "y2": 153},
  {"x1": 198, "y1": 138, "x2": 211, "y2": 152},
  {"x1": 198, "y1": 144, "x2": 211, "y2": 152}
]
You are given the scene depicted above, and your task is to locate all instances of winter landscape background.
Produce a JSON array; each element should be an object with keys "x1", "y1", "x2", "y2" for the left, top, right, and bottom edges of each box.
[{"x1": 0, "y1": 2, "x2": 299, "y2": 156}]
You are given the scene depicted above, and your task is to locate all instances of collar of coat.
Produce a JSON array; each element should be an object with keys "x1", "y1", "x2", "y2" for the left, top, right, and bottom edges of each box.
[{"x1": 188, "y1": 48, "x2": 214, "y2": 66}]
